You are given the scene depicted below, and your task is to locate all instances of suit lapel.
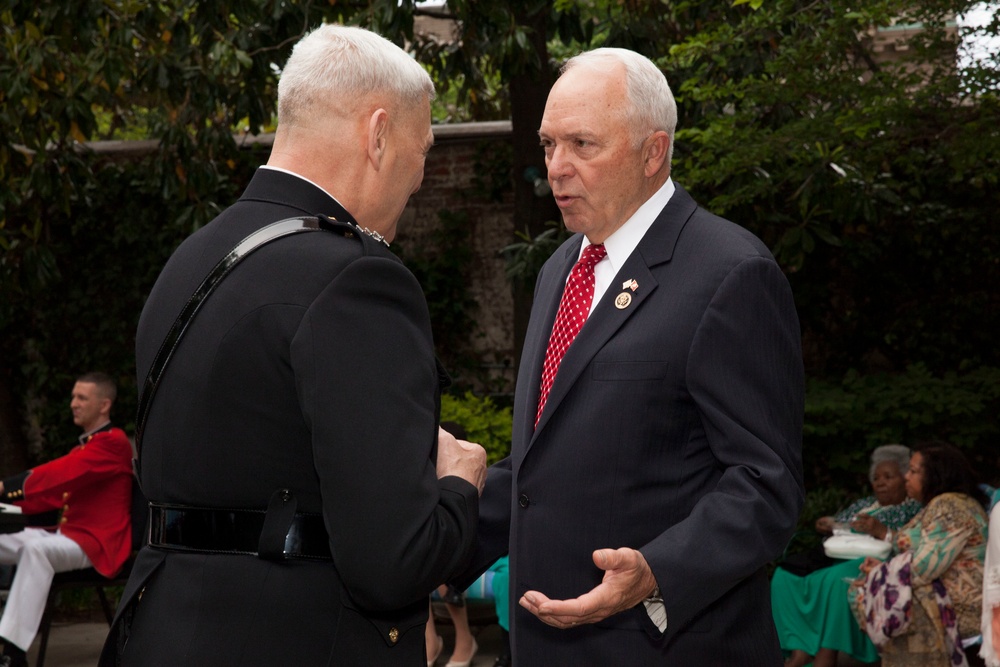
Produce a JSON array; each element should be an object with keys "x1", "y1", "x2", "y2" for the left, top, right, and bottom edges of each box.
[{"x1": 527, "y1": 186, "x2": 699, "y2": 446}]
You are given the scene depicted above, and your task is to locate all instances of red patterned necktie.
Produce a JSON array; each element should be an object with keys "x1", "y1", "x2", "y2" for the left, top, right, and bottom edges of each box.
[{"x1": 536, "y1": 243, "x2": 607, "y2": 427}]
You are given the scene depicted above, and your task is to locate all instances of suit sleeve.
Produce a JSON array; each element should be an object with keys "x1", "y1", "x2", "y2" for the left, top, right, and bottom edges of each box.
[
  {"x1": 640, "y1": 255, "x2": 805, "y2": 632},
  {"x1": 291, "y1": 254, "x2": 479, "y2": 612}
]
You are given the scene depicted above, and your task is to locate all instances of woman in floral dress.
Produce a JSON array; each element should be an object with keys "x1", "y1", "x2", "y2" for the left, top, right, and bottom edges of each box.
[{"x1": 852, "y1": 442, "x2": 989, "y2": 667}]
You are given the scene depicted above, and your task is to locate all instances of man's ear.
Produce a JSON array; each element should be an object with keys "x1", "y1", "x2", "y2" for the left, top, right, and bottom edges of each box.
[
  {"x1": 367, "y1": 108, "x2": 390, "y2": 170},
  {"x1": 643, "y1": 131, "x2": 670, "y2": 177}
]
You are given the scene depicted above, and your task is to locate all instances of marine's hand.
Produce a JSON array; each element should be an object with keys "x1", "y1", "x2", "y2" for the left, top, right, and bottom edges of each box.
[
  {"x1": 519, "y1": 548, "x2": 657, "y2": 629},
  {"x1": 436, "y1": 427, "x2": 487, "y2": 495}
]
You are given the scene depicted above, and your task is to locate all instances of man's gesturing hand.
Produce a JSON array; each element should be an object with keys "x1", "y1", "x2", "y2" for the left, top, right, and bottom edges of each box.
[{"x1": 518, "y1": 547, "x2": 658, "y2": 629}]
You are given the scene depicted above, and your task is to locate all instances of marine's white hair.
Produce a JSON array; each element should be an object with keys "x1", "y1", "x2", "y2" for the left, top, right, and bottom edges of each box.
[
  {"x1": 562, "y1": 48, "x2": 677, "y2": 163},
  {"x1": 277, "y1": 24, "x2": 434, "y2": 126}
]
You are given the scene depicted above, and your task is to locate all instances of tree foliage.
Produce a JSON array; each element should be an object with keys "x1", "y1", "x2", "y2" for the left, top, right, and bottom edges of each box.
[
  {"x1": 804, "y1": 364, "x2": 1000, "y2": 488},
  {"x1": 656, "y1": 0, "x2": 1000, "y2": 375}
]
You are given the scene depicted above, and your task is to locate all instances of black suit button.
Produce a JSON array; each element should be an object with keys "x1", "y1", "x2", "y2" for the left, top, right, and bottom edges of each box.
[{"x1": 519, "y1": 494, "x2": 530, "y2": 508}]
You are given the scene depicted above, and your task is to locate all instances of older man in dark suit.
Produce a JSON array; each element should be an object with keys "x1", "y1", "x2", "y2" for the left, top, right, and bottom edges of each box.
[
  {"x1": 100, "y1": 24, "x2": 485, "y2": 666},
  {"x1": 461, "y1": 48, "x2": 805, "y2": 665}
]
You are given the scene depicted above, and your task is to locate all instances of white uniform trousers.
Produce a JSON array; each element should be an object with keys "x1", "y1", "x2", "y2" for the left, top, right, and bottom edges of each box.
[{"x1": 0, "y1": 528, "x2": 91, "y2": 651}]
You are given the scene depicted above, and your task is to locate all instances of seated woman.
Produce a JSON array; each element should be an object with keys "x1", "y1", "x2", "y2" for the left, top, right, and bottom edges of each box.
[
  {"x1": 425, "y1": 584, "x2": 477, "y2": 667},
  {"x1": 774, "y1": 444, "x2": 922, "y2": 667},
  {"x1": 852, "y1": 441, "x2": 989, "y2": 667}
]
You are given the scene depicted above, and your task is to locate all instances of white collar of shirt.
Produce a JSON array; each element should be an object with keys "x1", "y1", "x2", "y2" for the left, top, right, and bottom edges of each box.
[
  {"x1": 577, "y1": 177, "x2": 675, "y2": 315},
  {"x1": 79, "y1": 421, "x2": 112, "y2": 444},
  {"x1": 258, "y1": 165, "x2": 346, "y2": 209}
]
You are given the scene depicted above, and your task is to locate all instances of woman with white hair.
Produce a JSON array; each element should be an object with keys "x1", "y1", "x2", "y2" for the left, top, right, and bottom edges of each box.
[{"x1": 773, "y1": 444, "x2": 922, "y2": 667}]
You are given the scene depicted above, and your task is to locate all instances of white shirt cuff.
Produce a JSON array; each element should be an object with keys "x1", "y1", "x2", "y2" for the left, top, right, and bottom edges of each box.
[{"x1": 643, "y1": 599, "x2": 668, "y2": 632}]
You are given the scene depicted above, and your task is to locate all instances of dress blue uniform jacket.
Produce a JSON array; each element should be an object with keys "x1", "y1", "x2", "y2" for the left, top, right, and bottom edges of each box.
[{"x1": 101, "y1": 168, "x2": 479, "y2": 666}]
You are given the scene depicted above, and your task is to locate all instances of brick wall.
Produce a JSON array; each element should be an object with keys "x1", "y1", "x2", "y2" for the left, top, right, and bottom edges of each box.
[{"x1": 397, "y1": 122, "x2": 517, "y2": 395}]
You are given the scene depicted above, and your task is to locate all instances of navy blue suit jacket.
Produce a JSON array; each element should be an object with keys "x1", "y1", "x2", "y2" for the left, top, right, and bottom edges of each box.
[{"x1": 464, "y1": 184, "x2": 804, "y2": 666}]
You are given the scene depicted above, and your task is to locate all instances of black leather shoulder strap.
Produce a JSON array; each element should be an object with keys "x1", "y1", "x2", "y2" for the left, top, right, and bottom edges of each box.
[{"x1": 134, "y1": 214, "x2": 361, "y2": 458}]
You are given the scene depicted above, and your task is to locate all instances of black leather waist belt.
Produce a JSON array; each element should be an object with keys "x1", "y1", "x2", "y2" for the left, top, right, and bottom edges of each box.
[{"x1": 148, "y1": 502, "x2": 332, "y2": 561}]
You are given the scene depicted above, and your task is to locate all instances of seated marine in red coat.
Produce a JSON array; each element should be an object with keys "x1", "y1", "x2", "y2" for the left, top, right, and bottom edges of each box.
[{"x1": 0, "y1": 372, "x2": 133, "y2": 667}]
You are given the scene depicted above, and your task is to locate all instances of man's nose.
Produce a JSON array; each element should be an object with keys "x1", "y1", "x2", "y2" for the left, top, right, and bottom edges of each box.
[{"x1": 547, "y1": 146, "x2": 574, "y2": 181}]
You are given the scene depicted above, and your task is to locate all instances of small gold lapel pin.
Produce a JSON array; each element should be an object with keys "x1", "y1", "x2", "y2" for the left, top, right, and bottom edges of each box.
[{"x1": 615, "y1": 292, "x2": 632, "y2": 309}]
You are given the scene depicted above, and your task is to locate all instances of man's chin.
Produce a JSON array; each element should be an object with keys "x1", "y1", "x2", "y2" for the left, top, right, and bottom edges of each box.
[{"x1": 561, "y1": 216, "x2": 585, "y2": 234}]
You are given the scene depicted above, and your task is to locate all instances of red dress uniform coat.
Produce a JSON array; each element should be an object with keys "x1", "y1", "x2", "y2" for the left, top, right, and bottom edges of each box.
[{"x1": 2, "y1": 426, "x2": 133, "y2": 577}]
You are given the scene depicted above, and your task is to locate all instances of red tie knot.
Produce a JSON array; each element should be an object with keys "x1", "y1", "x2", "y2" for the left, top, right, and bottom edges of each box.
[{"x1": 579, "y1": 243, "x2": 607, "y2": 270}]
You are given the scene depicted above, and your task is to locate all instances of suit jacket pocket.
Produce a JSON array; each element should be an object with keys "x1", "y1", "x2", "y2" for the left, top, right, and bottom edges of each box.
[{"x1": 592, "y1": 360, "x2": 669, "y2": 381}]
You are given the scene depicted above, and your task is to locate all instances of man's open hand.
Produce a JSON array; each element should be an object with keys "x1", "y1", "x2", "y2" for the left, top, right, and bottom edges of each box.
[{"x1": 518, "y1": 547, "x2": 657, "y2": 629}]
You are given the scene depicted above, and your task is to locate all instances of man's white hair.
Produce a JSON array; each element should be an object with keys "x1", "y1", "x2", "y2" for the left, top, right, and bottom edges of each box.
[
  {"x1": 562, "y1": 48, "x2": 677, "y2": 163},
  {"x1": 277, "y1": 24, "x2": 434, "y2": 126}
]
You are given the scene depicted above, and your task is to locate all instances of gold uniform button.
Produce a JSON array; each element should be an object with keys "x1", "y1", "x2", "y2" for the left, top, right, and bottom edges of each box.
[
  {"x1": 62, "y1": 505, "x2": 69, "y2": 511},
  {"x1": 60, "y1": 517, "x2": 68, "y2": 524},
  {"x1": 388, "y1": 627, "x2": 399, "y2": 644}
]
